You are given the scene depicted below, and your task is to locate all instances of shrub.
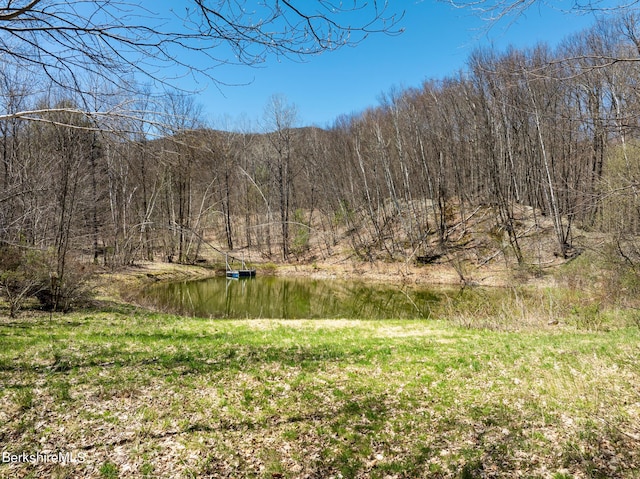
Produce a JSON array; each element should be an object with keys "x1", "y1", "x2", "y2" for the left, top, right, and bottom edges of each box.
[
  {"x1": 261, "y1": 262, "x2": 278, "y2": 274},
  {"x1": 292, "y1": 209, "x2": 311, "y2": 256},
  {"x1": 0, "y1": 245, "x2": 95, "y2": 315},
  {"x1": 35, "y1": 256, "x2": 96, "y2": 312},
  {"x1": 0, "y1": 246, "x2": 46, "y2": 317}
]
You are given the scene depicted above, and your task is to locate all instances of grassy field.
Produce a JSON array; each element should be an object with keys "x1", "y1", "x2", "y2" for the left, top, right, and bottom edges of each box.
[{"x1": 0, "y1": 305, "x2": 639, "y2": 478}]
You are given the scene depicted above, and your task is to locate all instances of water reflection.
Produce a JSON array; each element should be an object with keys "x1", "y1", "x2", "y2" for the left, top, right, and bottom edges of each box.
[{"x1": 142, "y1": 276, "x2": 440, "y2": 319}]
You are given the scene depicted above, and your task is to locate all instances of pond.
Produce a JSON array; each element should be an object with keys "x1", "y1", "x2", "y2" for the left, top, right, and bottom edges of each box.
[{"x1": 141, "y1": 276, "x2": 445, "y2": 319}]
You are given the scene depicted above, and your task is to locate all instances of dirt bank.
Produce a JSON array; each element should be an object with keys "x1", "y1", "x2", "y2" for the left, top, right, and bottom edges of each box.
[{"x1": 99, "y1": 254, "x2": 558, "y2": 298}]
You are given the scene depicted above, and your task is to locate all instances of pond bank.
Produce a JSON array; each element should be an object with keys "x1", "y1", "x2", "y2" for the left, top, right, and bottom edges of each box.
[
  {"x1": 95, "y1": 261, "x2": 221, "y2": 304},
  {"x1": 102, "y1": 256, "x2": 557, "y2": 296}
]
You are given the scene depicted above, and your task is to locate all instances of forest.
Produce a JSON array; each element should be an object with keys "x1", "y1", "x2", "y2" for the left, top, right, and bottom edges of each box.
[
  {"x1": 3, "y1": 4, "x2": 640, "y2": 477},
  {"x1": 3, "y1": 12, "x2": 640, "y2": 310}
]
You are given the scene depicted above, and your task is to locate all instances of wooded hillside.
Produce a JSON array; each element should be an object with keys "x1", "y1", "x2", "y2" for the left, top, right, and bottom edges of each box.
[{"x1": 3, "y1": 15, "x2": 640, "y2": 294}]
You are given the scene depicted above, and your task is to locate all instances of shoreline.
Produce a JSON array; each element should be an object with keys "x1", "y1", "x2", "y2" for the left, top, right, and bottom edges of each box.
[{"x1": 99, "y1": 257, "x2": 557, "y2": 295}]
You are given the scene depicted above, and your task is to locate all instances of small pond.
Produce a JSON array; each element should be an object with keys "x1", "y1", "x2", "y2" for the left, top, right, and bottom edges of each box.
[{"x1": 141, "y1": 276, "x2": 445, "y2": 319}]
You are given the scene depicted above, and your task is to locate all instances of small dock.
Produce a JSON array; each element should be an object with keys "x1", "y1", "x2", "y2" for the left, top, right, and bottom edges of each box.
[
  {"x1": 226, "y1": 253, "x2": 256, "y2": 279},
  {"x1": 226, "y1": 269, "x2": 256, "y2": 279}
]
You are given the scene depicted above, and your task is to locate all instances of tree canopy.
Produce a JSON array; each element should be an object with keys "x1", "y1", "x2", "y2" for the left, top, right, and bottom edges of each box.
[
  {"x1": 442, "y1": 0, "x2": 640, "y2": 22},
  {"x1": 0, "y1": 1, "x2": 402, "y2": 95}
]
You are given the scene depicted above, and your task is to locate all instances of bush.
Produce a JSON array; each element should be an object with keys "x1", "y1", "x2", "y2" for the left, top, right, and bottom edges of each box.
[
  {"x1": 0, "y1": 246, "x2": 95, "y2": 315},
  {"x1": 292, "y1": 209, "x2": 311, "y2": 256},
  {"x1": 0, "y1": 246, "x2": 46, "y2": 317},
  {"x1": 35, "y1": 257, "x2": 96, "y2": 312}
]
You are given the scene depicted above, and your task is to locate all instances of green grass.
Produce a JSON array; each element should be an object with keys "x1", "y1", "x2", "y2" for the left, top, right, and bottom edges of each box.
[{"x1": 0, "y1": 311, "x2": 638, "y2": 478}]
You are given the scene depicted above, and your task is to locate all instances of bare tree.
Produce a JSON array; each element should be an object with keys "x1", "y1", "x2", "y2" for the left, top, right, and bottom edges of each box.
[
  {"x1": 0, "y1": 1, "x2": 402, "y2": 125},
  {"x1": 263, "y1": 94, "x2": 299, "y2": 260},
  {"x1": 441, "y1": 0, "x2": 639, "y2": 23}
]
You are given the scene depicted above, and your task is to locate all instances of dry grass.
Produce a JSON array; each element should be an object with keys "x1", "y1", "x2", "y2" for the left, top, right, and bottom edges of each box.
[{"x1": 1, "y1": 310, "x2": 638, "y2": 478}]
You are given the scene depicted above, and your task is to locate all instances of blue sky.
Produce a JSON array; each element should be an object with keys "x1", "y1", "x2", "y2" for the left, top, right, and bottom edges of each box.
[{"x1": 171, "y1": 1, "x2": 605, "y2": 129}]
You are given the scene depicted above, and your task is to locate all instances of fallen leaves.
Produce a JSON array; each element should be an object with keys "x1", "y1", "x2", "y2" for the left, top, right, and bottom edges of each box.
[{"x1": 1, "y1": 312, "x2": 639, "y2": 478}]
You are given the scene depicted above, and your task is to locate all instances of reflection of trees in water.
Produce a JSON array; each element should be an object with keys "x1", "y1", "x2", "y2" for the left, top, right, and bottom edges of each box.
[{"x1": 144, "y1": 278, "x2": 439, "y2": 319}]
